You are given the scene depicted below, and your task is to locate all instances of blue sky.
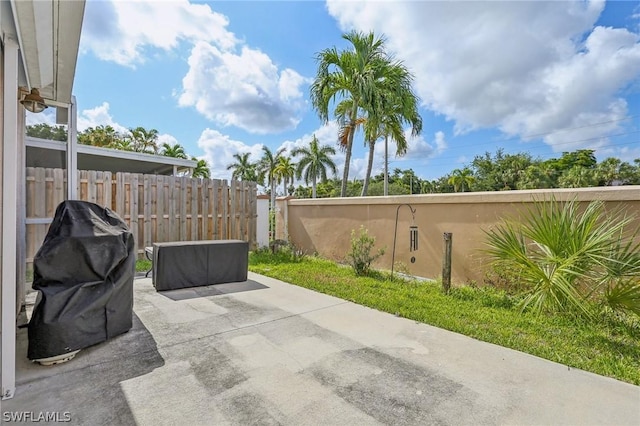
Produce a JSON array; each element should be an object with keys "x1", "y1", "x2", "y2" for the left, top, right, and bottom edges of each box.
[{"x1": 29, "y1": 0, "x2": 640, "y2": 186}]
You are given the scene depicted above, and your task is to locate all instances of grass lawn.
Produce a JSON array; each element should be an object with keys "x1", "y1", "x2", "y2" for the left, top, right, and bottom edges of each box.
[
  {"x1": 136, "y1": 259, "x2": 152, "y2": 273},
  {"x1": 248, "y1": 251, "x2": 640, "y2": 385}
]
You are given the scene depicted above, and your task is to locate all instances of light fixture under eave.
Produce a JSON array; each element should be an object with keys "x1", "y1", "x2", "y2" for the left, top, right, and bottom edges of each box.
[{"x1": 21, "y1": 88, "x2": 48, "y2": 113}]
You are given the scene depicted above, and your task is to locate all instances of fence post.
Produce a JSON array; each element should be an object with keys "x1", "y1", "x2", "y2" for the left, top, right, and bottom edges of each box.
[{"x1": 442, "y1": 232, "x2": 452, "y2": 294}]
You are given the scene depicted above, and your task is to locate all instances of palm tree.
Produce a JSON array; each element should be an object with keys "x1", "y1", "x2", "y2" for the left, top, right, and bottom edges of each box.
[
  {"x1": 448, "y1": 168, "x2": 475, "y2": 192},
  {"x1": 227, "y1": 152, "x2": 258, "y2": 181},
  {"x1": 274, "y1": 155, "x2": 296, "y2": 197},
  {"x1": 292, "y1": 135, "x2": 337, "y2": 198},
  {"x1": 191, "y1": 158, "x2": 211, "y2": 179},
  {"x1": 362, "y1": 66, "x2": 422, "y2": 196},
  {"x1": 161, "y1": 142, "x2": 188, "y2": 159},
  {"x1": 129, "y1": 127, "x2": 159, "y2": 154},
  {"x1": 311, "y1": 30, "x2": 390, "y2": 197},
  {"x1": 257, "y1": 146, "x2": 284, "y2": 221}
]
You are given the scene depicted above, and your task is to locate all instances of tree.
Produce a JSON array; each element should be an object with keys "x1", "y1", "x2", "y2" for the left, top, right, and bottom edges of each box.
[
  {"x1": 161, "y1": 142, "x2": 187, "y2": 159},
  {"x1": 558, "y1": 166, "x2": 597, "y2": 188},
  {"x1": 26, "y1": 123, "x2": 67, "y2": 141},
  {"x1": 311, "y1": 30, "x2": 390, "y2": 197},
  {"x1": 129, "y1": 127, "x2": 159, "y2": 154},
  {"x1": 595, "y1": 157, "x2": 634, "y2": 186},
  {"x1": 291, "y1": 135, "x2": 337, "y2": 198},
  {"x1": 361, "y1": 64, "x2": 422, "y2": 196},
  {"x1": 274, "y1": 155, "x2": 296, "y2": 197},
  {"x1": 257, "y1": 146, "x2": 284, "y2": 228},
  {"x1": 448, "y1": 168, "x2": 475, "y2": 192},
  {"x1": 78, "y1": 125, "x2": 121, "y2": 148},
  {"x1": 471, "y1": 149, "x2": 534, "y2": 191},
  {"x1": 227, "y1": 152, "x2": 258, "y2": 182},
  {"x1": 191, "y1": 158, "x2": 210, "y2": 179}
]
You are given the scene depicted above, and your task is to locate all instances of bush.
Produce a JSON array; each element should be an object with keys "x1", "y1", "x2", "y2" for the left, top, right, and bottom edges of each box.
[
  {"x1": 485, "y1": 198, "x2": 640, "y2": 318},
  {"x1": 347, "y1": 226, "x2": 385, "y2": 276}
]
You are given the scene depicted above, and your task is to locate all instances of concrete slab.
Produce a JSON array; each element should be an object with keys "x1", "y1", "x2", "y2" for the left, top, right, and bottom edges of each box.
[{"x1": 4, "y1": 272, "x2": 639, "y2": 425}]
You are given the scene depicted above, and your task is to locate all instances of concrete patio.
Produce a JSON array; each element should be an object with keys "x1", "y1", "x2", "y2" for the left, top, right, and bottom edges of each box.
[{"x1": 5, "y1": 272, "x2": 639, "y2": 425}]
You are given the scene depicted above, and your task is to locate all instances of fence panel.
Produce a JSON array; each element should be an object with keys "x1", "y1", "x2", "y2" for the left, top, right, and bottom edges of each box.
[{"x1": 25, "y1": 167, "x2": 257, "y2": 270}]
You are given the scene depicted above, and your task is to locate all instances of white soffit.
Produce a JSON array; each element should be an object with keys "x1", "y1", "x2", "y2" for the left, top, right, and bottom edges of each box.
[{"x1": 12, "y1": 0, "x2": 85, "y2": 104}]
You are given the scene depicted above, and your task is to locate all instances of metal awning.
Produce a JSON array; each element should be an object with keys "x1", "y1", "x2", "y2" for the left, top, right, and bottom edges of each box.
[
  {"x1": 26, "y1": 137, "x2": 197, "y2": 176},
  {"x1": 11, "y1": 0, "x2": 85, "y2": 104}
]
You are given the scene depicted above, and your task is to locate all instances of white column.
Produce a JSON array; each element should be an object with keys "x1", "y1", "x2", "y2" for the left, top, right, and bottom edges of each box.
[
  {"x1": 66, "y1": 96, "x2": 78, "y2": 199},
  {"x1": 2, "y1": 36, "x2": 19, "y2": 400}
]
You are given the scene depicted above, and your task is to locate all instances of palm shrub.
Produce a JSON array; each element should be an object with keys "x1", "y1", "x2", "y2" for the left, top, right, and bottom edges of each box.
[
  {"x1": 347, "y1": 226, "x2": 385, "y2": 276},
  {"x1": 484, "y1": 198, "x2": 640, "y2": 318}
]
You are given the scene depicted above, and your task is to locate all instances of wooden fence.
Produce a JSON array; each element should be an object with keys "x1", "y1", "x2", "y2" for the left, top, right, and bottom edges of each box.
[{"x1": 25, "y1": 167, "x2": 257, "y2": 268}]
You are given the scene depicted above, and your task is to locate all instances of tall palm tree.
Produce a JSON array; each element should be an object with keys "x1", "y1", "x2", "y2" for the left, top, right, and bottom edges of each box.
[
  {"x1": 361, "y1": 66, "x2": 422, "y2": 196},
  {"x1": 292, "y1": 135, "x2": 337, "y2": 198},
  {"x1": 191, "y1": 158, "x2": 211, "y2": 179},
  {"x1": 448, "y1": 168, "x2": 475, "y2": 192},
  {"x1": 227, "y1": 152, "x2": 258, "y2": 181},
  {"x1": 129, "y1": 127, "x2": 159, "y2": 154},
  {"x1": 311, "y1": 30, "x2": 389, "y2": 197},
  {"x1": 257, "y1": 146, "x2": 284, "y2": 220},
  {"x1": 274, "y1": 155, "x2": 296, "y2": 196},
  {"x1": 161, "y1": 142, "x2": 188, "y2": 159}
]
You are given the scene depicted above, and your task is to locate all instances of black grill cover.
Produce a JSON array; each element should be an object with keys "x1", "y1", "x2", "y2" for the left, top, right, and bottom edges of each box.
[{"x1": 28, "y1": 200, "x2": 135, "y2": 360}]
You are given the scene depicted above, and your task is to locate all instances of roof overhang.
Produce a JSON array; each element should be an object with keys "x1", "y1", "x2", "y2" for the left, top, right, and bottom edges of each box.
[
  {"x1": 11, "y1": 0, "x2": 85, "y2": 105},
  {"x1": 26, "y1": 137, "x2": 197, "y2": 176}
]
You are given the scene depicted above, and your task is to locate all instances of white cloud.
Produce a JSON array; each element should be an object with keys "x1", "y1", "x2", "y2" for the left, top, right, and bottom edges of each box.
[
  {"x1": 77, "y1": 102, "x2": 129, "y2": 134},
  {"x1": 81, "y1": 1, "x2": 308, "y2": 135},
  {"x1": 372, "y1": 130, "x2": 448, "y2": 165},
  {"x1": 178, "y1": 42, "x2": 308, "y2": 134},
  {"x1": 196, "y1": 128, "x2": 264, "y2": 179},
  {"x1": 326, "y1": 0, "x2": 640, "y2": 152},
  {"x1": 81, "y1": 0, "x2": 237, "y2": 67},
  {"x1": 25, "y1": 110, "x2": 57, "y2": 127}
]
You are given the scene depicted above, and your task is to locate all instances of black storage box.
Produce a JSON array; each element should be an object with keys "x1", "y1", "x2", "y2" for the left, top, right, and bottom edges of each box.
[{"x1": 152, "y1": 240, "x2": 249, "y2": 291}]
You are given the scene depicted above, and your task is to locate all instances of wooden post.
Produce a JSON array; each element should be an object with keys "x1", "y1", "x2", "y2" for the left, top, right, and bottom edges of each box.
[{"x1": 442, "y1": 232, "x2": 452, "y2": 294}]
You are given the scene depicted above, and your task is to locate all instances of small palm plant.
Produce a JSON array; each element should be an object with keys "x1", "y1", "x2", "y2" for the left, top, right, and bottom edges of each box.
[{"x1": 485, "y1": 198, "x2": 640, "y2": 318}]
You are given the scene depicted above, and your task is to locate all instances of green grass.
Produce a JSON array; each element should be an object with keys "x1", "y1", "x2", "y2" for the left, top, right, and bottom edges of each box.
[
  {"x1": 249, "y1": 250, "x2": 640, "y2": 385},
  {"x1": 135, "y1": 259, "x2": 152, "y2": 273}
]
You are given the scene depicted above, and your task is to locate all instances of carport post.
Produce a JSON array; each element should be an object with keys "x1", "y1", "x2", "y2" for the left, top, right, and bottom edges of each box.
[
  {"x1": 66, "y1": 96, "x2": 78, "y2": 200},
  {"x1": 2, "y1": 36, "x2": 19, "y2": 400}
]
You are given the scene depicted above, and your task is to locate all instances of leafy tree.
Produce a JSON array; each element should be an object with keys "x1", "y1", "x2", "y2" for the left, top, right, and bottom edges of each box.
[
  {"x1": 448, "y1": 168, "x2": 475, "y2": 192},
  {"x1": 367, "y1": 181, "x2": 409, "y2": 196},
  {"x1": 227, "y1": 152, "x2": 258, "y2": 182},
  {"x1": 161, "y1": 142, "x2": 188, "y2": 159},
  {"x1": 311, "y1": 30, "x2": 390, "y2": 197},
  {"x1": 191, "y1": 158, "x2": 210, "y2": 179},
  {"x1": 517, "y1": 164, "x2": 556, "y2": 190},
  {"x1": 471, "y1": 149, "x2": 534, "y2": 191},
  {"x1": 129, "y1": 127, "x2": 159, "y2": 154},
  {"x1": 558, "y1": 166, "x2": 597, "y2": 188},
  {"x1": 291, "y1": 135, "x2": 337, "y2": 198},
  {"x1": 274, "y1": 156, "x2": 296, "y2": 196},
  {"x1": 78, "y1": 125, "x2": 121, "y2": 148},
  {"x1": 26, "y1": 123, "x2": 67, "y2": 141},
  {"x1": 595, "y1": 157, "x2": 635, "y2": 186}
]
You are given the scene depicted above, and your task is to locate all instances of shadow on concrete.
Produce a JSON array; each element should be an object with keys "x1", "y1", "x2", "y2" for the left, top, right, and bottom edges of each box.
[
  {"x1": 5, "y1": 313, "x2": 164, "y2": 425},
  {"x1": 159, "y1": 280, "x2": 269, "y2": 301}
]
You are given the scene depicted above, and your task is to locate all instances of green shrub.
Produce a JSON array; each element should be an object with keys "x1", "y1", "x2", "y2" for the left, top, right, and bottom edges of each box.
[
  {"x1": 347, "y1": 226, "x2": 385, "y2": 276},
  {"x1": 485, "y1": 198, "x2": 640, "y2": 318}
]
